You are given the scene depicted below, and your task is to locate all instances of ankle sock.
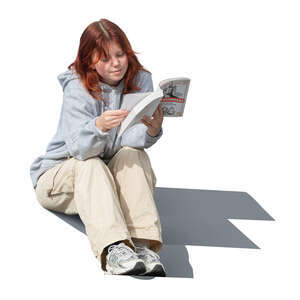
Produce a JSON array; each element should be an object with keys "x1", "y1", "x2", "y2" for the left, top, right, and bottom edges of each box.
[
  {"x1": 134, "y1": 239, "x2": 150, "y2": 248},
  {"x1": 105, "y1": 240, "x2": 122, "y2": 254}
]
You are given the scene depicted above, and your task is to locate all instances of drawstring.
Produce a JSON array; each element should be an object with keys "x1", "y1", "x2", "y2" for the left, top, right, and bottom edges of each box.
[
  {"x1": 112, "y1": 125, "x2": 120, "y2": 150},
  {"x1": 111, "y1": 93, "x2": 123, "y2": 151}
]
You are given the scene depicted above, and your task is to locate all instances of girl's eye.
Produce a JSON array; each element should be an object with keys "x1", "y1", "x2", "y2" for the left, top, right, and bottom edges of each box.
[{"x1": 100, "y1": 52, "x2": 125, "y2": 62}]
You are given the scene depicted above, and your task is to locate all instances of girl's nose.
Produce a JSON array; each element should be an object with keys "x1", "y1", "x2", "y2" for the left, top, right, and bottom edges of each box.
[{"x1": 111, "y1": 56, "x2": 120, "y2": 66}]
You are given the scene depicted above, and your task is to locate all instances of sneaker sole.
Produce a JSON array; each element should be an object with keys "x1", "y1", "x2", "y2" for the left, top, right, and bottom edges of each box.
[
  {"x1": 105, "y1": 261, "x2": 146, "y2": 276},
  {"x1": 141, "y1": 264, "x2": 166, "y2": 277}
]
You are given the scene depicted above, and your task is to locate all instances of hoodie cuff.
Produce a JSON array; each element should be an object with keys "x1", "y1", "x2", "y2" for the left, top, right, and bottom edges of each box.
[{"x1": 146, "y1": 127, "x2": 163, "y2": 140}]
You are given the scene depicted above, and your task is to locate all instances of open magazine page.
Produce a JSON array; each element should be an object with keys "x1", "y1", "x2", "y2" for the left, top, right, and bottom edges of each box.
[
  {"x1": 120, "y1": 92, "x2": 151, "y2": 111},
  {"x1": 117, "y1": 90, "x2": 163, "y2": 138},
  {"x1": 159, "y1": 78, "x2": 190, "y2": 117}
]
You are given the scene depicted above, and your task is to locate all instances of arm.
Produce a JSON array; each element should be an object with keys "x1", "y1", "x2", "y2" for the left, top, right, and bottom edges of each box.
[
  {"x1": 62, "y1": 81, "x2": 110, "y2": 160},
  {"x1": 121, "y1": 70, "x2": 163, "y2": 149}
]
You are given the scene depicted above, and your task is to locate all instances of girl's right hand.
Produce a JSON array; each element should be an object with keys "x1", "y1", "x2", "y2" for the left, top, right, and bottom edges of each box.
[{"x1": 95, "y1": 109, "x2": 129, "y2": 132}]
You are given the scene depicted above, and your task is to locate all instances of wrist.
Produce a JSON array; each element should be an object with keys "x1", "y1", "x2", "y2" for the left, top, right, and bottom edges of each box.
[
  {"x1": 96, "y1": 118, "x2": 107, "y2": 132},
  {"x1": 147, "y1": 128, "x2": 160, "y2": 137}
]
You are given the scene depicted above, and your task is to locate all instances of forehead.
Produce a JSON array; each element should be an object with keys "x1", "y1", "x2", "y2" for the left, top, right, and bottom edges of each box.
[
  {"x1": 93, "y1": 41, "x2": 124, "y2": 62},
  {"x1": 101, "y1": 41, "x2": 123, "y2": 56},
  {"x1": 107, "y1": 41, "x2": 123, "y2": 51}
]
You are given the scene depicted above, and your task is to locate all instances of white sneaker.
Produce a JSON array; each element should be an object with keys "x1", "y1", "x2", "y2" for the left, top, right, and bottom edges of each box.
[
  {"x1": 135, "y1": 246, "x2": 166, "y2": 277},
  {"x1": 104, "y1": 242, "x2": 146, "y2": 275}
]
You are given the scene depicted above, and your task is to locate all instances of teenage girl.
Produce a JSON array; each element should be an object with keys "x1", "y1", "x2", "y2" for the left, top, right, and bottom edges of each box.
[{"x1": 30, "y1": 18, "x2": 166, "y2": 276}]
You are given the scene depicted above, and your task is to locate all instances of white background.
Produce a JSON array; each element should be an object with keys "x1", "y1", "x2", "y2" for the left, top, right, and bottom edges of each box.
[{"x1": 1, "y1": 0, "x2": 299, "y2": 298}]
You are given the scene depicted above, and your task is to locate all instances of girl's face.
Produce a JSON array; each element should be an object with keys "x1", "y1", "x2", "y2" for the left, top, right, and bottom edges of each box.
[{"x1": 92, "y1": 41, "x2": 128, "y2": 86}]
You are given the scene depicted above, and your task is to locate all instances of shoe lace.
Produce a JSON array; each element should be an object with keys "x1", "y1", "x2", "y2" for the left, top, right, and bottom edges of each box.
[
  {"x1": 107, "y1": 243, "x2": 136, "y2": 262},
  {"x1": 136, "y1": 246, "x2": 160, "y2": 262}
]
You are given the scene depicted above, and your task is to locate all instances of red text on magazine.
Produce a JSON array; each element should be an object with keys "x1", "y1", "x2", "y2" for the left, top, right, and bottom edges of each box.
[{"x1": 161, "y1": 97, "x2": 184, "y2": 103}]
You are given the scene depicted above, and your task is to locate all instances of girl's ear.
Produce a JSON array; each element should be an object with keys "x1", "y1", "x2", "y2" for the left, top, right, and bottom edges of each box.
[
  {"x1": 91, "y1": 51, "x2": 99, "y2": 70},
  {"x1": 90, "y1": 58, "x2": 97, "y2": 70}
]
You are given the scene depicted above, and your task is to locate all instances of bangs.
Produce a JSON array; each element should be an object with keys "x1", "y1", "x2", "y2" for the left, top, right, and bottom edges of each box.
[
  {"x1": 94, "y1": 38, "x2": 126, "y2": 62},
  {"x1": 93, "y1": 40, "x2": 110, "y2": 62}
]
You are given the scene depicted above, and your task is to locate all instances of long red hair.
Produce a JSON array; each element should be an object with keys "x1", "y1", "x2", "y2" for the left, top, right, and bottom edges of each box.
[{"x1": 68, "y1": 19, "x2": 151, "y2": 103}]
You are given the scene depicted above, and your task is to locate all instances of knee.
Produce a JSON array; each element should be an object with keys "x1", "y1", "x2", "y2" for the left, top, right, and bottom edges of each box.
[
  {"x1": 118, "y1": 146, "x2": 147, "y2": 159},
  {"x1": 121, "y1": 146, "x2": 142, "y2": 152},
  {"x1": 111, "y1": 146, "x2": 153, "y2": 171},
  {"x1": 74, "y1": 156, "x2": 105, "y2": 169}
]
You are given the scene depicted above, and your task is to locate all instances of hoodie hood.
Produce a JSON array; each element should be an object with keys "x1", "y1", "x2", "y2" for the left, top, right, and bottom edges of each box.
[
  {"x1": 57, "y1": 68, "x2": 125, "y2": 93},
  {"x1": 57, "y1": 69, "x2": 78, "y2": 91}
]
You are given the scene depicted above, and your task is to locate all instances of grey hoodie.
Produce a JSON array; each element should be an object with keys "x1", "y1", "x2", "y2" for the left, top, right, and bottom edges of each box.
[{"x1": 29, "y1": 68, "x2": 163, "y2": 189}]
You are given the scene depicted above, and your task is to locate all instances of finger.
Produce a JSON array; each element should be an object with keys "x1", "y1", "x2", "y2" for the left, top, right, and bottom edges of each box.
[
  {"x1": 153, "y1": 107, "x2": 159, "y2": 117},
  {"x1": 106, "y1": 114, "x2": 128, "y2": 121},
  {"x1": 156, "y1": 103, "x2": 162, "y2": 116},
  {"x1": 141, "y1": 118, "x2": 153, "y2": 128},
  {"x1": 159, "y1": 104, "x2": 163, "y2": 116},
  {"x1": 156, "y1": 104, "x2": 161, "y2": 113},
  {"x1": 108, "y1": 119, "x2": 122, "y2": 127},
  {"x1": 140, "y1": 119, "x2": 149, "y2": 128},
  {"x1": 106, "y1": 109, "x2": 129, "y2": 116},
  {"x1": 105, "y1": 119, "x2": 124, "y2": 129},
  {"x1": 143, "y1": 115, "x2": 153, "y2": 122},
  {"x1": 153, "y1": 110, "x2": 162, "y2": 120},
  {"x1": 156, "y1": 103, "x2": 163, "y2": 115}
]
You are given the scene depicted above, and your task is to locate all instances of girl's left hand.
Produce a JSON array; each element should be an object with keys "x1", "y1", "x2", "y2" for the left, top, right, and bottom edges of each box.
[{"x1": 141, "y1": 103, "x2": 164, "y2": 137}]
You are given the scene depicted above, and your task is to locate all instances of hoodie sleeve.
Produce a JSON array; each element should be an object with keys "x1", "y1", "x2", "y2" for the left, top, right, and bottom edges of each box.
[
  {"x1": 62, "y1": 81, "x2": 109, "y2": 160},
  {"x1": 121, "y1": 70, "x2": 163, "y2": 149}
]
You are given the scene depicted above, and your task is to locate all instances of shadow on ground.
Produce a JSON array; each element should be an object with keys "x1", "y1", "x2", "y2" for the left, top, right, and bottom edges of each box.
[{"x1": 48, "y1": 187, "x2": 275, "y2": 279}]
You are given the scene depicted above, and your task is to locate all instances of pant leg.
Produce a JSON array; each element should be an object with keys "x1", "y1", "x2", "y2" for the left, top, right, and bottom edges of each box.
[
  {"x1": 107, "y1": 146, "x2": 163, "y2": 253},
  {"x1": 35, "y1": 157, "x2": 135, "y2": 271},
  {"x1": 35, "y1": 158, "x2": 78, "y2": 214}
]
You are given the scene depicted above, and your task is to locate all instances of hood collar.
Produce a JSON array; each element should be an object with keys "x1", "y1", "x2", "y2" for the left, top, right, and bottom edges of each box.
[
  {"x1": 99, "y1": 77, "x2": 125, "y2": 93},
  {"x1": 57, "y1": 69, "x2": 78, "y2": 91},
  {"x1": 57, "y1": 68, "x2": 124, "y2": 93}
]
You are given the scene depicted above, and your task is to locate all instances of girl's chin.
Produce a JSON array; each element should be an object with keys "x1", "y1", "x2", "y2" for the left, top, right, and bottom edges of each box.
[
  {"x1": 110, "y1": 72, "x2": 123, "y2": 81},
  {"x1": 108, "y1": 77, "x2": 122, "y2": 86}
]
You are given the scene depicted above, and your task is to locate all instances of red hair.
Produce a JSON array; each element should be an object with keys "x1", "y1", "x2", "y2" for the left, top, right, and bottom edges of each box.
[{"x1": 68, "y1": 19, "x2": 151, "y2": 103}]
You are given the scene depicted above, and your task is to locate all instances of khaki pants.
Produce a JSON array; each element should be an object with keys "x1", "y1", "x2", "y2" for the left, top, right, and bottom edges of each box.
[{"x1": 35, "y1": 146, "x2": 163, "y2": 271}]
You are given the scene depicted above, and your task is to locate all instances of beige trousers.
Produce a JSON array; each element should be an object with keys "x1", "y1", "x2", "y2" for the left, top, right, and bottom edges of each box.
[{"x1": 35, "y1": 146, "x2": 163, "y2": 271}]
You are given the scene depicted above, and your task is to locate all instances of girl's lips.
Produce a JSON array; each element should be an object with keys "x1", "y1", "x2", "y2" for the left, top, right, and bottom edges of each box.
[{"x1": 111, "y1": 69, "x2": 121, "y2": 74}]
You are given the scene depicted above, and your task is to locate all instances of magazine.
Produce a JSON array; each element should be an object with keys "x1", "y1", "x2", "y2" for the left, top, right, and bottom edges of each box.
[{"x1": 117, "y1": 77, "x2": 191, "y2": 138}]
